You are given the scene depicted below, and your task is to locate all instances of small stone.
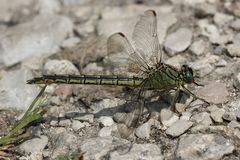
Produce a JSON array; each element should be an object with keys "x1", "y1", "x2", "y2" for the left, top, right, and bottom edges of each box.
[
  {"x1": 175, "y1": 103, "x2": 186, "y2": 113},
  {"x1": 231, "y1": 19, "x2": 240, "y2": 31},
  {"x1": 50, "y1": 120, "x2": 58, "y2": 126},
  {"x1": 72, "y1": 120, "x2": 85, "y2": 131},
  {"x1": 20, "y1": 135, "x2": 48, "y2": 153},
  {"x1": 98, "y1": 116, "x2": 114, "y2": 127},
  {"x1": 195, "y1": 82, "x2": 229, "y2": 104},
  {"x1": 236, "y1": 110, "x2": 240, "y2": 121},
  {"x1": 164, "y1": 28, "x2": 192, "y2": 55},
  {"x1": 215, "y1": 59, "x2": 227, "y2": 67},
  {"x1": 160, "y1": 109, "x2": 179, "y2": 127},
  {"x1": 206, "y1": 105, "x2": 219, "y2": 112},
  {"x1": 74, "y1": 114, "x2": 94, "y2": 123},
  {"x1": 227, "y1": 33, "x2": 240, "y2": 57},
  {"x1": 61, "y1": 37, "x2": 80, "y2": 48},
  {"x1": 213, "y1": 12, "x2": 234, "y2": 27},
  {"x1": 109, "y1": 143, "x2": 163, "y2": 160},
  {"x1": 180, "y1": 112, "x2": 192, "y2": 121},
  {"x1": 190, "y1": 39, "x2": 206, "y2": 56},
  {"x1": 166, "y1": 120, "x2": 193, "y2": 137},
  {"x1": 98, "y1": 127, "x2": 112, "y2": 137},
  {"x1": 233, "y1": 73, "x2": 240, "y2": 90},
  {"x1": 223, "y1": 112, "x2": 236, "y2": 121},
  {"x1": 210, "y1": 108, "x2": 225, "y2": 123},
  {"x1": 176, "y1": 134, "x2": 234, "y2": 160},
  {"x1": 59, "y1": 119, "x2": 71, "y2": 127},
  {"x1": 228, "y1": 120, "x2": 240, "y2": 129},
  {"x1": 135, "y1": 122, "x2": 151, "y2": 139},
  {"x1": 43, "y1": 59, "x2": 79, "y2": 75},
  {"x1": 191, "y1": 112, "x2": 212, "y2": 126},
  {"x1": 50, "y1": 96, "x2": 61, "y2": 105}
]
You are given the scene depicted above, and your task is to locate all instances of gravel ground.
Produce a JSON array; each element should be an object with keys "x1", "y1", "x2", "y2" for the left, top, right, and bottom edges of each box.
[{"x1": 0, "y1": 0, "x2": 240, "y2": 159}]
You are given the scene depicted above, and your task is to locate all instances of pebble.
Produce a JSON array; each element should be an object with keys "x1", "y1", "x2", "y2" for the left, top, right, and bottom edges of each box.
[
  {"x1": 222, "y1": 112, "x2": 236, "y2": 122},
  {"x1": 210, "y1": 108, "x2": 225, "y2": 123},
  {"x1": 176, "y1": 134, "x2": 234, "y2": 160},
  {"x1": 80, "y1": 137, "x2": 113, "y2": 160},
  {"x1": 191, "y1": 112, "x2": 212, "y2": 126},
  {"x1": 180, "y1": 112, "x2": 192, "y2": 121},
  {"x1": 228, "y1": 120, "x2": 240, "y2": 129},
  {"x1": 160, "y1": 109, "x2": 179, "y2": 127},
  {"x1": 20, "y1": 135, "x2": 48, "y2": 153},
  {"x1": 189, "y1": 39, "x2": 206, "y2": 56},
  {"x1": 135, "y1": 122, "x2": 151, "y2": 139},
  {"x1": 43, "y1": 59, "x2": 79, "y2": 75},
  {"x1": 0, "y1": 69, "x2": 39, "y2": 110},
  {"x1": 213, "y1": 12, "x2": 234, "y2": 27},
  {"x1": 195, "y1": 82, "x2": 229, "y2": 104},
  {"x1": 164, "y1": 28, "x2": 192, "y2": 55},
  {"x1": 0, "y1": 14, "x2": 73, "y2": 67},
  {"x1": 166, "y1": 120, "x2": 193, "y2": 137},
  {"x1": 109, "y1": 144, "x2": 163, "y2": 160},
  {"x1": 98, "y1": 127, "x2": 112, "y2": 137},
  {"x1": 233, "y1": 73, "x2": 240, "y2": 90},
  {"x1": 61, "y1": 37, "x2": 80, "y2": 48},
  {"x1": 227, "y1": 33, "x2": 240, "y2": 57},
  {"x1": 58, "y1": 119, "x2": 71, "y2": 127},
  {"x1": 74, "y1": 114, "x2": 94, "y2": 123},
  {"x1": 72, "y1": 120, "x2": 85, "y2": 131},
  {"x1": 98, "y1": 116, "x2": 114, "y2": 127},
  {"x1": 231, "y1": 19, "x2": 240, "y2": 30}
]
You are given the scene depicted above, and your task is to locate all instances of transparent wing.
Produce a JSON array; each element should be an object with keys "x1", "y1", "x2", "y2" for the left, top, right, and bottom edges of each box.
[
  {"x1": 105, "y1": 32, "x2": 148, "y2": 75},
  {"x1": 113, "y1": 87, "x2": 146, "y2": 138},
  {"x1": 132, "y1": 10, "x2": 161, "y2": 68}
]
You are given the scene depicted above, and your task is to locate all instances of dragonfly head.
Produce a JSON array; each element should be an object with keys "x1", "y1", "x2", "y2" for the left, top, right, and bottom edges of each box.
[{"x1": 181, "y1": 65, "x2": 195, "y2": 84}]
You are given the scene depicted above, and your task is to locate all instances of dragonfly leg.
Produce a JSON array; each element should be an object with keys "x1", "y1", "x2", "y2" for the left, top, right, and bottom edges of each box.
[{"x1": 182, "y1": 86, "x2": 209, "y2": 105}]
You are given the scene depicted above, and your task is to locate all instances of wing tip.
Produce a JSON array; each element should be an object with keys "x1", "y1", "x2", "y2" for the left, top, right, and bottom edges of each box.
[{"x1": 145, "y1": 10, "x2": 156, "y2": 17}]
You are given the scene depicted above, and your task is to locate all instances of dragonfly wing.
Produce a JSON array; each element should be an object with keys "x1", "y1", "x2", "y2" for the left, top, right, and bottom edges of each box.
[
  {"x1": 106, "y1": 32, "x2": 147, "y2": 75},
  {"x1": 132, "y1": 10, "x2": 161, "y2": 68}
]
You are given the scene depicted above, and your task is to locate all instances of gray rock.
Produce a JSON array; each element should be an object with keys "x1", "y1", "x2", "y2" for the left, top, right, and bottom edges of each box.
[
  {"x1": 191, "y1": 125, "x2": 226, "y2": 133},
  {"x1": 227, "y1": 33, "x2": 240, "y2": 57},
  {"x1": 98, "y1": 116, "x2": 114, "y2": 127},
  {"x1": 164, "y1": 28, "x2": 192, "y2": 55},
  {"x1": 195, "y1": 82, "x2": 229, "y2": 104},
  {"x1": 43, "y1": 59, "x2": 79, "y2": 75},
  {"x1": 180, "y1": 112, "x2": 192, "y2": 121},
  {"x1": 98, "y1": 127, "x2": 112, "y2": 137},
  {"x1": 50, "y1": 96, "x2": 61, "y2": 105},
  {"x1": 231, "y1": 19, "x2": 240, "y2": 31},
  {"x1": 190, "y1": 39, "x2": 206, "y2": 56},
  {"x1": 90, "y1": 98, "x2": 125, "y2": 113},
  {"x1": 191, "y1": 112, "x2": 212, "y2": 126},
  {"x1": 160, "y1": 109, "x2": 179, "y2": 127},
  {"x1": 223, "y1": 112, "x2": 236, "y2": 121},
  {"x1": 20, "y1": 135, "x2": 48, "y2": 153},
  {"x1": 80, "y1": 137, "x2": 113, "y2": 160},
  {"x1": 0, "y1": 14, "x2": 73, "y2": 67},
  {"x1": 75, "y1": 21, "x2": 95, "y2": 37},
  {"x1": 74, "y1": 114, "x2": 94, "y2": 123},
  {"x1": 166, "y1": 120, "x2": 193, "y2": 137},
  {"x1": 215, "y1": 59, "x2": 227, "y2": 67},
  {"x1": 36, "y1": 0, "x2": 61, "y2": 14},
  {"x1": 210, "y1": 108, "x2": 225, "y2": 123},
  {"x1": 213, "y1": 12, "x2": 234, "y2": 27},
  {"x1": 233, "y1": 73, "x2": 240, "y2": 90},
  {"x1": 72, "y1": 120, "x2": 85, "y2": 131},
  {"x1": 228, "y1": 120, "x2": 240, "y2": 129},
  {"x1": 109, "y1": 144, "x2": 163, "y2": 160},
  {"x1": 176, "y1": 134, "x2": 234, "y2": 160},
  {"x1": 0, "y1": 68, "x2": 40, "y2": 110},
  {"x1": 50, "y1": 120, "x2": 58, "y2": 126},
  {"x1": 61, "y1": 37, "x2": 80, "y2": 48},
  {"x1": 59, "y1": 119, "x2": 71, "y2": 127},
  {"x1": 135, "y1": 122, "x2": 151, "y2": 139}
]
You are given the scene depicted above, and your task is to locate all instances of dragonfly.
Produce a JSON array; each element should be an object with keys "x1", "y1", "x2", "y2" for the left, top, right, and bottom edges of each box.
[{"x1": 27, "y1": 10, "x2": 207, "y2": 138}]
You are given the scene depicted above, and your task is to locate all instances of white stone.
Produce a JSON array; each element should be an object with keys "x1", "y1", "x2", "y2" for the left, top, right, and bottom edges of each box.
[
  {"x1": 166, "y1": 120, "x2": 193, "y2": 137},
  {"x1": 98, "y1": 116, "x2": 114, "y2": 127}
]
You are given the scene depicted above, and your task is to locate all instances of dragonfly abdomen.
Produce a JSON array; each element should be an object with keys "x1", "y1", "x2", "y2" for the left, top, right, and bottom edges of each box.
[{"x1": 27, "y1": 75, "x2": 144, "y2": 87}]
